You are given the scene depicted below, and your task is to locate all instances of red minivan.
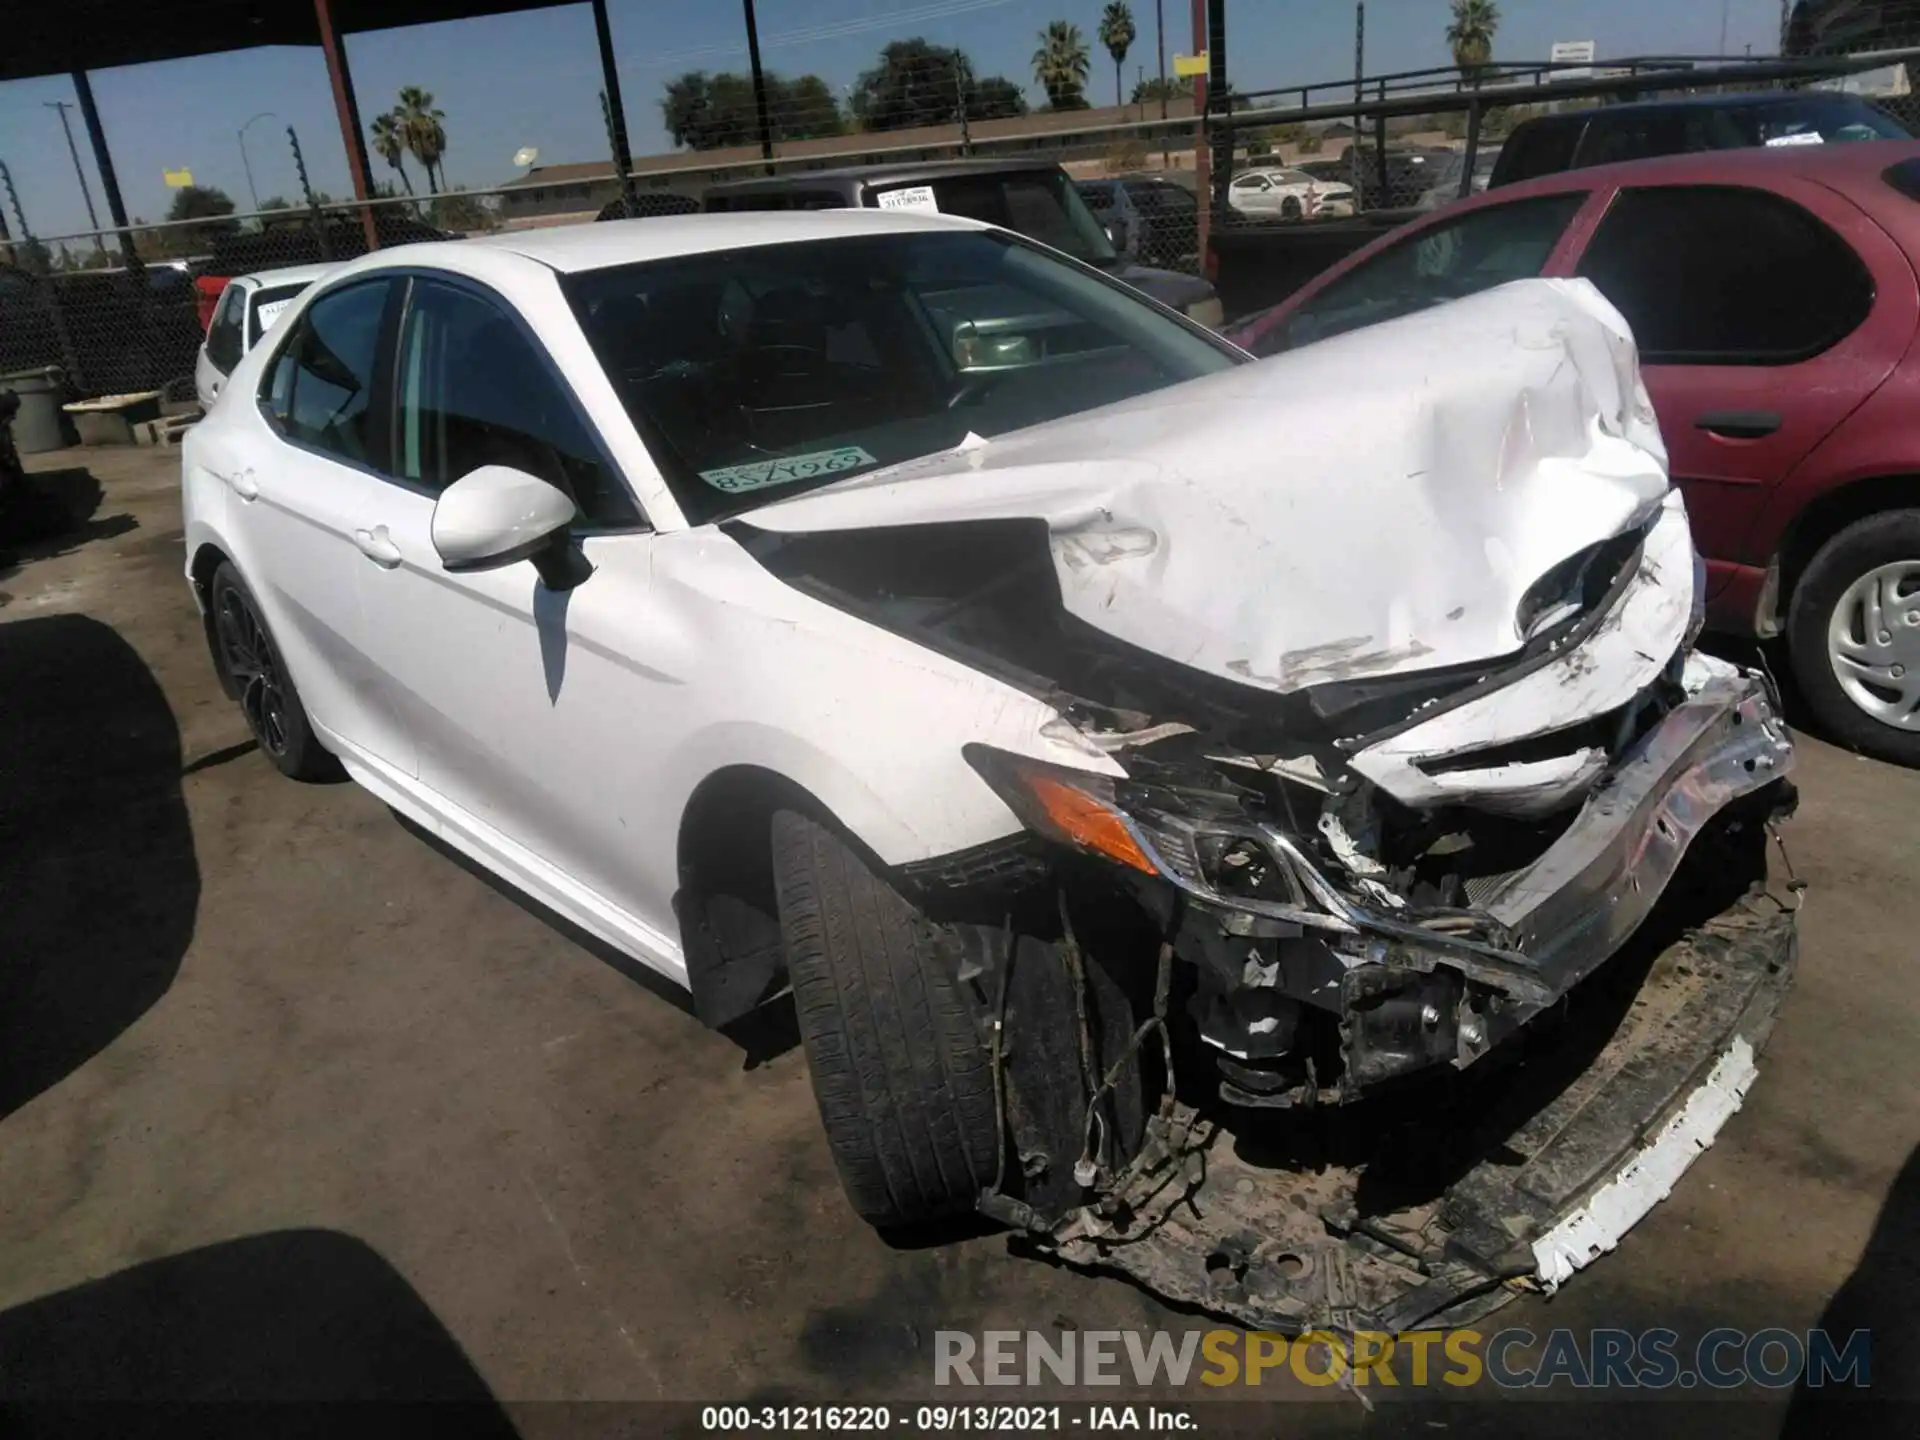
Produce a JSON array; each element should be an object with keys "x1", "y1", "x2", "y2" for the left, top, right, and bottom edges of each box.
[{"x1": 1228, "y1": 141, "x2": 1920, "y2": 766}]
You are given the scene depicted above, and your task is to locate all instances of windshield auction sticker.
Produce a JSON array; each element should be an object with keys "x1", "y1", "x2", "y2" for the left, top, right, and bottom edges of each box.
[
  {"x1": 875, "y1": 184, "x2": 940, "y2": 212},
  {"x1": 699, "y1": 446, "x2": 878, "y2": 494}
]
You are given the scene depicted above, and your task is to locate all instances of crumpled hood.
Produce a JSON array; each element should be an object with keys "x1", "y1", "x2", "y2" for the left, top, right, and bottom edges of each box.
[{"x1": 746, "y1": 278, "x2": 1671, "y2": 694}]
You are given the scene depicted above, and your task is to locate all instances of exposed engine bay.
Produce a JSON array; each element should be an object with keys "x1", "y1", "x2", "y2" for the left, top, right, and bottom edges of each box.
[{"x1": 730, "y1": 279, "x2": 1802, "y2": 1329}]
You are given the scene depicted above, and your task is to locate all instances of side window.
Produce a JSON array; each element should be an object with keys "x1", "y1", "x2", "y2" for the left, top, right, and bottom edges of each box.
[
  {"x1": 1261, "y1": 192, "x2": 1586, "y2": 355},
  {"x1": 394, "y1": 279, "x2": 640, "y2": 527},
  {"x1": 205, "y1": 285, "x2": 246, "y2": 374},
  {"x1": 260, "y1": 279, "x2": 393, "y2": 465},
  {"x1": 1575, "y1": 186, "x2": 1874, "y2": 364}
]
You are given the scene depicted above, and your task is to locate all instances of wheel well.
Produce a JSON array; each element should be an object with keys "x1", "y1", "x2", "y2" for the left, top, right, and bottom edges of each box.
[
  {"x1": 1777, "y1": 475, "x2": 1920, "y2": 609},
  {"x1": 189, "y1": 541, "x2": 230, "y2": 601},
  {"x1": 674, "y1": 766, "x2": 822, "y2": 1030},
  {"x1": 188, "y1": 543, "x2": 240, "y2": 699}
]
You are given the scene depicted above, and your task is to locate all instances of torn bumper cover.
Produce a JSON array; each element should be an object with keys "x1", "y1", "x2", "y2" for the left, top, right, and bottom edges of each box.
[
  {"x1": 1032, "y1": 887, "x2": 1794, "y2": 1334},
  {"x1": 978, "y1": 673, "x2": 1798, "y2": 1333}
]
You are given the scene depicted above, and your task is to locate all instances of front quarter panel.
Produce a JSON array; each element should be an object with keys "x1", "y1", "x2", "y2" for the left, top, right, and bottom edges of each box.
[{"x1": 635, "y1": 527, "x2": 1117, "y2": 912}]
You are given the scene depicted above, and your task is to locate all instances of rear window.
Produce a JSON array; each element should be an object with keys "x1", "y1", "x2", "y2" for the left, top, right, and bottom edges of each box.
[
  {"x1": 866, "y1": 171, "x2": 1116, "y2": 265},
  {"x1": 1123, "y1": 182, "x2": 1196, "y2": 214},
  {"x1": 247, "y1": 282, "x2": 311, "y2": 346},
  {"x1": 1492, "y1": 118, "x2": 1583, "y2": 186},
  {"x1": 1886, "y1": 157, "x2": 1920, "y2": 200}
]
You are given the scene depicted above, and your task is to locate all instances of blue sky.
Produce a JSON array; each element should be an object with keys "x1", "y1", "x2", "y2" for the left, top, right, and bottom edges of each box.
[{"x1": 0, "y1": 0, "x2": 1789, "y2": 240}]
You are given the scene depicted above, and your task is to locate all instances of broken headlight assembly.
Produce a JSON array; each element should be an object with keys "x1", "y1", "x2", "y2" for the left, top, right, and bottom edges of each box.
[{"x1": 962, "y1": 742, "x2": 1354, "y2": 934}]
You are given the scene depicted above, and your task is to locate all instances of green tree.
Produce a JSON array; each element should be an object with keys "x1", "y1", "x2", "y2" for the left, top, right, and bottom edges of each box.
[
  {"x1": 1032, "y1": 22, "x2": 1092, "y2": 111},
  {"x1": 397, "y1": 86, "x2": 448, "y2": 191},
  {"x1": 163, "y1": 184, "x2": 239, "y2": 253},
  {"x1": 968, "y1": 75, "x2": 1029, "y2": 120},
  {"x1": 661, "y1": 70, "x2": 844, "y2": 150},
  {"x1": 1131, "y1": 75, "x2": 1184, "y2": 104},
  {"x1": 1098, "y1": 3, "x2": 1136, "y2": 107},
  {"x1": 1445, "y1": 0, "x2": 1500, "y2": 78},
  {"x1": 370, "y1": 110, "x2": 415, "y2": 195},
  {"x1": 850, "y1": 39, "x2": 966, "y2": 132},
  {"x1": 429, "y1": 187, "x2": 496, "y2": 232}
]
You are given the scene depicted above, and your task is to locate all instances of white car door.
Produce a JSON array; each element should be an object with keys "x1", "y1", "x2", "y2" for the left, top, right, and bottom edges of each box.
[
  {"x1": 1229, "y1": 174, "x2": 1274, "y2": 215},
  {"x1": 235, "y1": 274, "x2": 416, "y2": 768},
  {"x1": 345, "y1": 274, "x2": 673, "y2": 934}
]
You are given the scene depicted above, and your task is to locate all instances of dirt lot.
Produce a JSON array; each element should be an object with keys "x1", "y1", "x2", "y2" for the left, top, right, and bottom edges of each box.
[{"x1": 2, "y1": 446, "x2": 1916, "y2": 1434}]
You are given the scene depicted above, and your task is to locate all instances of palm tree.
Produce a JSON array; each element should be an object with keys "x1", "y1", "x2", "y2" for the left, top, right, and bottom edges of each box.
[
  {"x1": 1098, "y1": 3, "x2": 1136, "y2": 108},
  {"x1": 396, "y1": 85, "x2": 448, "y2": 193},
  {"x1": 1032, "y1": 21, "x2": 1092, "y2": 111},
  {"x1": 369, "y1": 110, "x2": 415, "y2": 195},
  {"x1": 1445, "y1": 0, "x2": 1500, "y2": 79}
]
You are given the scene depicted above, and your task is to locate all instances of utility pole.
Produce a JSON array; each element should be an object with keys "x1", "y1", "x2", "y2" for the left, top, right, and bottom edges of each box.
[
  {"x1": 44, "y1": 100, "x2": 100, "y2": 233},
  {"x1": 238, "y1": 111, "x2": 278, "y2": 212},
  {"x1": 1779, "y1": 0, "x2": 1792, "y2": 54},
  {"x1": 1352, "y1": 4, "x2": 1365, "y2": 202},
  {"x1": 1, "y1": 160, "x2": 30, "y2": 244},
  {"x1": 289, "y1": 125, "x2": 332, "y2": 262},
  {"x1": 742, "y1": 0, "x2": 775, "y2": 171},
  {"x1": 1157, "y1": 0, "x2": 1169, "y2": 165},
  {"x1": 954, "y1": 57, "x2": 973, "y2": 155}
]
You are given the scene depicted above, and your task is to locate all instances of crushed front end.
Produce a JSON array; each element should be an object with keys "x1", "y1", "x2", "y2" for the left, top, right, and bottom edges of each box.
[
  {"x1": 738, "y1": 279, "x2": 1802, "y2": 1329},
  {"x1": 939, "y1": 492, "x2": 1801, "y2": 1331}
]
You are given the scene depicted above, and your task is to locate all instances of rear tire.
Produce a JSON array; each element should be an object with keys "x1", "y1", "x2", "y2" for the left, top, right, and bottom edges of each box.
[
  {"x1": 1787, "y1": 510, "x2": 1920, "y2": 768},
  {"x1": 209, "y1": 561, "x2": 337, "y2": 782},
  {"x1": 771, "y1": 810, "x2": 998, "y2": 1228}
]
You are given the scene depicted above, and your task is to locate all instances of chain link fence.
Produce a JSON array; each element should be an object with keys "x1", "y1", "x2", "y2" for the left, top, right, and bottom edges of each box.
[
  {"x1": 6, "y1": 10, "x2": 1917, "y2": 410},
  {"x1": 1785, "y1": 0, "x2": 1920, "y2": 129}
]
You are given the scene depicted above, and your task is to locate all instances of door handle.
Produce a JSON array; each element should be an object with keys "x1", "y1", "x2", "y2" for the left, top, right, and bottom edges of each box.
[
  {"x1": 1695, "y1": 409, "x2": 1782, "y2": 440},
  {"x1": 221, "y1": 467, "x2": 258, "y2": 501},
  {"x1": 352, "y1": 526, "x2": 402, "y2": 568}
]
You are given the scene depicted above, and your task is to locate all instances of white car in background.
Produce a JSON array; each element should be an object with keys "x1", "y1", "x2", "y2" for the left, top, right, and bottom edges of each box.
[
  {"x1": 1227, "y1": 166, "x2": 1354, "y2": 220},
  {"x1": 179, "y1": 211, "x2": 1796, "y2": 1335},
  {"x1": 194, "y1": 263, "x2": 332, "y2": 411}
]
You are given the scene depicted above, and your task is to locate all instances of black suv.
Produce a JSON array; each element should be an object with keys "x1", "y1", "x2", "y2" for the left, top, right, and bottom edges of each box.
[
  {"x1": 701, "y1": 159, "x2": 1223, "y2": 328},
  {"x1": 1491, "y1": 90, "x2": 1909, "y2": 188}
]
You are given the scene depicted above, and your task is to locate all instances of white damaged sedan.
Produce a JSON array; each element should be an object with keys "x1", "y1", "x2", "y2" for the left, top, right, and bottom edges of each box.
[{"x1": 182, "y1": 210, "x2": 1797, "y2": 1331}]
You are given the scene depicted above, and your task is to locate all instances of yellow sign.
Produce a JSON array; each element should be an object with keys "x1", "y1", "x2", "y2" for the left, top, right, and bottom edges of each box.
[
  {"x1": 163, "y1": 168, "x2": 194, "y2": 188},
  {"x1": 1173, "y1": 52, "x2": 1209, "y2": 78}
]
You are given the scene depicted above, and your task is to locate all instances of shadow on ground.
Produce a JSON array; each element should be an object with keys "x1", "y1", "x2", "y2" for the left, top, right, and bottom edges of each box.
[
  {"x1": 0, "y1": 1228, "x2": 516, "y2": 1425},
  {"x1": 388, "y1": 809, "x2": 801, "y2": 1069},
  {"x1": 1781, "y1": 1141, "x2": 1920, "y2": 1436},
  {"x1": 0, "y1": 614, "x2": 198, "y2": 1122},
  {"x1": 0, "y1": 468, "x2": 134, "y2": 594}
]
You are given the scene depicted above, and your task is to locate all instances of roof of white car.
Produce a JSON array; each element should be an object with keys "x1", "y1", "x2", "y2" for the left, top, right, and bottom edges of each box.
[
  {"x1": 238, "y1": 262, "x2": 334, "y2": 289},
  {"x1": 461, "y1": 208, "x2": 992, "y2": 273}
]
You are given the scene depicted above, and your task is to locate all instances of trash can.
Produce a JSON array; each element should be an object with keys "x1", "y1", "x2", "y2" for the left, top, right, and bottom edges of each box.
[{"x1": 0, "y1": 367, "x2": 68, "y2": 455}]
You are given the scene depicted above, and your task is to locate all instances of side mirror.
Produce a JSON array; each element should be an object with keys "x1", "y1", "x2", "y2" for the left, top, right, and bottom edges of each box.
[
  {"x1": 952, "y1": 321, "x2": 1035, "y2": 371},
  {"x1": 431, "y1": 464, "x2": 590, "y2": 591}
]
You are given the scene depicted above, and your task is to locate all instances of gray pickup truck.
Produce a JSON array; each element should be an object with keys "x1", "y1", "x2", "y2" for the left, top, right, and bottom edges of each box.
[{"x1": 700, "y1": 159, "x2": 1225, "y2": 329}]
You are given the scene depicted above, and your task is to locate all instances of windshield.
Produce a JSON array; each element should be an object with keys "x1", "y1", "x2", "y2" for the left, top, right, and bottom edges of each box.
[
  {"x1": 1741, "y1": 95, "x2": 1910, "y2": 145},
  {"x1": 564, "y1": 230, "x2": 1237, "y2": 525},
  {"x1": 866, "y1": 170, "x2": 1119, "y2": 266}
]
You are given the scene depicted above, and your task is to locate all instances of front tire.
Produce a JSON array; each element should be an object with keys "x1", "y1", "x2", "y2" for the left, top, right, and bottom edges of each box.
[
  {"x1": 1787, "y1": 509, "x2": 1920, "y2": 767},
  {"x1": 208, "y1": 561, "x2": 337, "y2": 781},
  {"x1": 771, "y1": 810, "x2": 998, "y2": 1228}
]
